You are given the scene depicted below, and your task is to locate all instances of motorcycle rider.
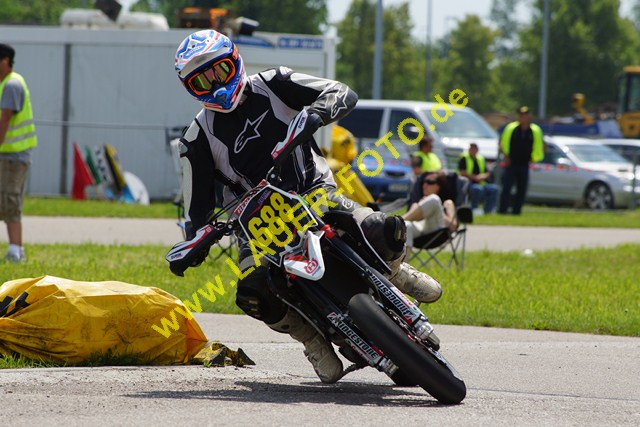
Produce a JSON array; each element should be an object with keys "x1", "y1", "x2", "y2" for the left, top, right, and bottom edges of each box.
[{"x1": 172, "y1": 30, "x2": 442, "y2": 384}]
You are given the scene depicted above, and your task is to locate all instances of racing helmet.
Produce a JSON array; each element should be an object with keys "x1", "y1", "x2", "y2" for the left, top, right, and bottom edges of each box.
[{"x1": 175, "y1": 30, "x2": 247, "y2": 113}]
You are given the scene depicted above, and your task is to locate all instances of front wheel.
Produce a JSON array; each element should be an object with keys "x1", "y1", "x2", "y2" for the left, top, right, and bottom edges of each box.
[
  {"x1": 349, "y1": 293, "x2": 466, "y2": 404},
  {"x1": 390, "y1": 369, "x2": 418, "y2": 387},
  {"x1": 585, "y1": 182, "x2": 613, "y2": 210}
]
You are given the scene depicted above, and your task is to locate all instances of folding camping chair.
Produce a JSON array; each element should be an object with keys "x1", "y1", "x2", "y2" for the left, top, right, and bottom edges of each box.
[
  {"x1": 409, "y1": 206, "x2": 473, "y2": 270},
  {"x1": 407, "y1": 172, "x2": 473, "y2": 270},
  {"x1": 168, "y1": 131, "x2": 237, "y2": 262}
]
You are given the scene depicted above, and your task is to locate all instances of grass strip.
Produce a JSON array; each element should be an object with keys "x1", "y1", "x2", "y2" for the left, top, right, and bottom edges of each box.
[
  {"x1": 23, "y1": 197, "x2": 179, "y2": 219},
  {"x1": 2, "y1": 243, "x2": 638, "y2": 337}
]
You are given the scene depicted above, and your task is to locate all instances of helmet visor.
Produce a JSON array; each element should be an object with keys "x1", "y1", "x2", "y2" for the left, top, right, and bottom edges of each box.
[{"x1": 187, "y1": 58, "x2": 236, "y2": 96}]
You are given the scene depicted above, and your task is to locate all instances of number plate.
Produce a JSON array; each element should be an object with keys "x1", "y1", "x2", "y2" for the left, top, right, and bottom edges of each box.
[
  {"x1": 388, "y1": 183, "x2": 409, "y2": 193},
  {"x1": 237, "y1": 185, "x2": 317, "y2": 264}
]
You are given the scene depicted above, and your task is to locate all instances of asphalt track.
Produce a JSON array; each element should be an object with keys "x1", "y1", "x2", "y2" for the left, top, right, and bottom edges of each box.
[
  {"x1": 1, "y1": 314, "x2": 638, "y2": 426},
  {"x1": 1, "y1": 217, "x2": 639, "y2": 425}
]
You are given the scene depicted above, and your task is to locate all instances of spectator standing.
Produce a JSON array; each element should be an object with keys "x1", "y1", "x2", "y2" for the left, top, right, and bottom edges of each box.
[
  {"x1": 458, "y1": 142, "x2": 499, "y2": 214},
  {"x1": 497, "y1": 106, "x2": 543, "y2": 215},
  {"x1": 0, "y1": 43, "x2": 37, "y2": 262},
  {"x1": 412, "y1": 135, "x2": 442, "y2": 173}
]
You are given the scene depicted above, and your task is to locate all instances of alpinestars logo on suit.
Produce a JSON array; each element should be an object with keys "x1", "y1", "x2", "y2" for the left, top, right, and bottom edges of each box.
[{"x1": 234, "y1": 111, "x2": 268, "y2": 154}]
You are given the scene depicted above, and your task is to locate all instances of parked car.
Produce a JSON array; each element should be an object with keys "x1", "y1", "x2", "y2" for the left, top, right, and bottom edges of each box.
[
  {"x1": 351, "y1": 146, "x2": 413, "y2": 201},
  {"x1": 338, "y1": 99, "x2": 499, "y2": 201},
  {"x1": 525, "y1": 136, "x2": 640, "y2": 209},
  {"x1": 600, "y1": 139, "x2": 640, "y2": 165}
]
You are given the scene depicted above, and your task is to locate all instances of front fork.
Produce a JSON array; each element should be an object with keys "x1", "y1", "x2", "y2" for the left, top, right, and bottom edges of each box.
[
  {"x1": 324, "y1": 231, "x2": 437, "y2": 343},
  {"x1": 363, "y1": 266, "x2": 436, "y2": 342}
]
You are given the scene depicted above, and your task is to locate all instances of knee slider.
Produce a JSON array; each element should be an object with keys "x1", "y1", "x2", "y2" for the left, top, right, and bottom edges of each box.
[{"x1": 361, "y1": 212, "x2": 406, "y2": 261}]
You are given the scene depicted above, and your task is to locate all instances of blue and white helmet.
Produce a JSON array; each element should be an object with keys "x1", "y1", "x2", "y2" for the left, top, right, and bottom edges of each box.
[{"x1": 175, "y1": 30, "x2": 247, "y2": 113}]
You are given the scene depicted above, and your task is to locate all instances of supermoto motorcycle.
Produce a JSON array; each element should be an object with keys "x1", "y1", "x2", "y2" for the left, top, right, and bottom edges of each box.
[{"x1": 166, "y1": 110, "x2": 466, "y2": 404}]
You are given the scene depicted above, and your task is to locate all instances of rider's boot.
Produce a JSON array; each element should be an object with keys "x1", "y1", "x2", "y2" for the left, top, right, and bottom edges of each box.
[
  {"x1": 267, "y1": 308, "x2": 343, "y2": 383},
  {"x1": 386, "y1": 248, "x2": 443, "y2": 304},
  {"x1": 371, "y1": 215, "x2": 442, "y2": 304},
  {"x1": 361, "y1": 213, "x2": 442, "y2": 303}
]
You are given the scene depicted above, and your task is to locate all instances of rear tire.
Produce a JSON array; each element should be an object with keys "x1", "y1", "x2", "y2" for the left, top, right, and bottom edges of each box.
[{"x1": 349, "y1": 293, "x2": 466, "y2": 404}]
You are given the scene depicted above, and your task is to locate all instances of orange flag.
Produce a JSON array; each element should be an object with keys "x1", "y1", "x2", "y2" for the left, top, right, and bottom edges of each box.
[{"x1": 71, "y1": 142, "x2": 95, "y2": 200}]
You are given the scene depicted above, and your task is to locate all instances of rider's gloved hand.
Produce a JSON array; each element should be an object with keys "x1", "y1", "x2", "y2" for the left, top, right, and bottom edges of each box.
[
  {"x1": 166, "y1": 222, "x2": 223, "y2": 276},
  {"x1": 190, "y1": 247, "x2": 210, "y2": 267},
  {"x1": 184, "y1": 221, "x2": 210, "y2": 266},
  {"x1": 271, "y1": 109, "x2": 324, "y2": 166}
]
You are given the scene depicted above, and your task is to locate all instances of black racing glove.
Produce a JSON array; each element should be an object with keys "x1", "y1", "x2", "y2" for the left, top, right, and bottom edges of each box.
[{"x1": 166, "y1": 223, "x2": 223, "y2": 276}]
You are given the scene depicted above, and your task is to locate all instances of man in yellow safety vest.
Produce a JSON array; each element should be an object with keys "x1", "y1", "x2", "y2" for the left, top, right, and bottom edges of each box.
[
  {"x1": 412, "y1": 135, "x2": 442, "y2": 173},
  {"x1": 458, "y1": 142, "x2": 499, "y2": 214},
  {"x1": 498, "y1": 106, "x2": 543, "y2": 215},
  {"x1": 0, "y1": 43, "x2": 38, "y2": 263}
]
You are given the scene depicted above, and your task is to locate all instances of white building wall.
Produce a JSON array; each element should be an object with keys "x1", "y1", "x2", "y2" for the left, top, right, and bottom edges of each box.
[{"x1": 1, "y1": 26, "x2": 335, "y2": 200}]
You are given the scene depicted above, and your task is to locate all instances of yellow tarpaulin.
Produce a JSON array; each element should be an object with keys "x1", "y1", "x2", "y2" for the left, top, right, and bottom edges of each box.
[
  {"x1": 0, "y1": 275, "x2": 208, "y2": 365},
  {"x1": 193, "y1": 341, "x2": 256, "y2": 367}
]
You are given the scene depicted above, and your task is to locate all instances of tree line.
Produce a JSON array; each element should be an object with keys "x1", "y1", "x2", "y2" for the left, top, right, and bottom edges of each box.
[{"x1": 2, "y1": 0, "x2": 640, "y2": 117}]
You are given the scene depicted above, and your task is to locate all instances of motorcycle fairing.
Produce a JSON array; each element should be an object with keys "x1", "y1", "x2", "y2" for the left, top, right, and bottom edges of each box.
[{"x1": 283, "y1": 230, "x2": 326, "y2": 280}]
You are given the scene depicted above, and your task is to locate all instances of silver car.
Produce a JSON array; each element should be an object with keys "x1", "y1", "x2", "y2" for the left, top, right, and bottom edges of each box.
[
  {"x1": 526, "y1": 136, "x2": 640, "y2": 209},
  {"x1": 600, "y1": 139, "x2": 640, "y2": 165}
]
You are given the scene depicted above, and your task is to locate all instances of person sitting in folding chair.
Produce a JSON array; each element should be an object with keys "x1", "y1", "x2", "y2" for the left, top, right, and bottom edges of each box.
[
  {"x1": 403, "y1": 171, "x2": 473, "y2": 270},
  {"x1": 402, "y1": 171, "x2": 458, "y2": 248}
]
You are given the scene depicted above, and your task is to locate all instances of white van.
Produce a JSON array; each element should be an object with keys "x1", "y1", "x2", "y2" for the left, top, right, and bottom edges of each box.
[{"x1": 338, "y1": 99, "x2": 499, "y2": 171}]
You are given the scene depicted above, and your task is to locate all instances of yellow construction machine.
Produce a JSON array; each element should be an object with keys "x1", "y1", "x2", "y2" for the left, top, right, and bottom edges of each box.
[
  {"x1": 567, "y1": 67, "x2": 640, "y2": 138},
  {"x1": 617, "y1": 66, "x2": 640, "y2": 138},
  {"x1": 176, "y1": 7, "x2": 258, "y2": 37}
]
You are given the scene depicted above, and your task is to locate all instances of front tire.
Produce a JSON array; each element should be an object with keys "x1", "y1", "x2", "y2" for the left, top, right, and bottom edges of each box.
[
  {"x1": 585, "y1": 182, "x2": 613, "y2": 210},
  {"x1": 349, "y1": 293, "x2": 466, "y2": 404},
  {"x1": 390, "y1": 369, "x2": 418, "y2": 387}
]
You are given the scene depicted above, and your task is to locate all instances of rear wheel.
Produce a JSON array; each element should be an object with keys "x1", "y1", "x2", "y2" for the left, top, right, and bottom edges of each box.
[
  {"x1": 349, "y1": 293, "x2": 466, "y2": 404},
  {"x1": 585, "y1": 182, "x2": 613, "y2": 209}
]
